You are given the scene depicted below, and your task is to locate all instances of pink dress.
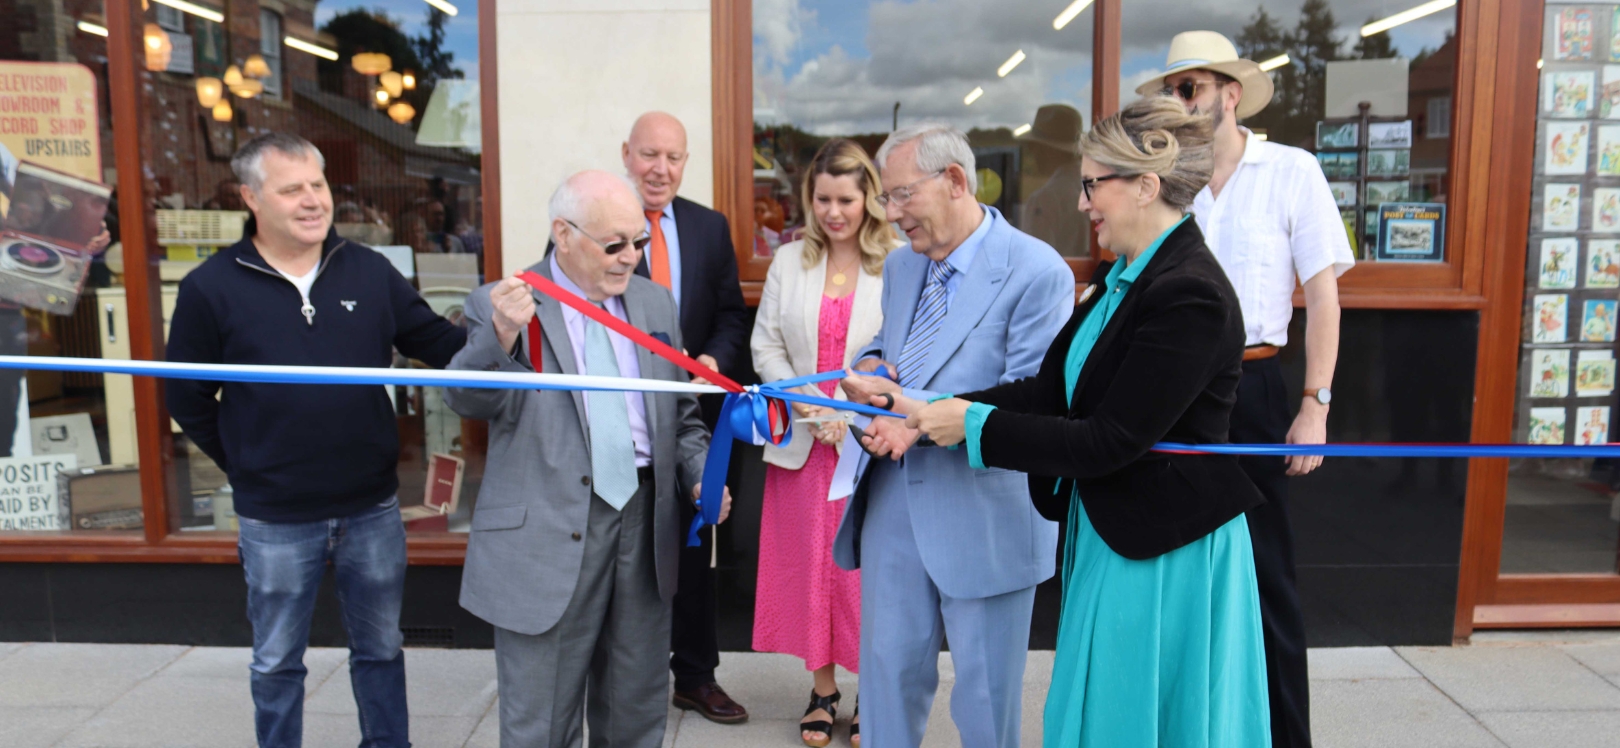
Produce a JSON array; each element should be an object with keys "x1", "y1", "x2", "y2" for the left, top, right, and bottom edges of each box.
[{"x1": 752, "y1": 292, "x2": 861, "y2": 672}]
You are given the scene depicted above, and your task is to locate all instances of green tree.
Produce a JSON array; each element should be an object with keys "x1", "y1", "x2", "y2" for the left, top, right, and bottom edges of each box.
[
  {"x1": 412, "y1": 9, "x2": 464, "y2": 84},
  {"x1": 319, "y1": 10, "x2": 425, "y2": 92},
  {"x1": 1293, "y1": 0, "x2": 1343, "y2": 130}
]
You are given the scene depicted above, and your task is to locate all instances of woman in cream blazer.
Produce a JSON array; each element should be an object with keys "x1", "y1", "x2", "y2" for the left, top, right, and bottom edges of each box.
[{"x1": 750, "y1": 138, "x2": 896, "y2": 748}]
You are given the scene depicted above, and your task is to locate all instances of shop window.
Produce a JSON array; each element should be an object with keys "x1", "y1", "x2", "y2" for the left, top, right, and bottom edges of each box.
[
  {"x1": 751, "y1": 1, "x2": 1096, "y2": 259},
  {"x1": 1121, "y1": 0, "x2": 1457, "y2": 265},
  {"x1": 139, "y1": 0, "x2": 488, "y2": 536},
  {"x1": 0, "y1": 11, "x2": 125, "y2": 534},
  {"x1": 1504, "y1": 5, "x2": 1620, "y2": 574}
]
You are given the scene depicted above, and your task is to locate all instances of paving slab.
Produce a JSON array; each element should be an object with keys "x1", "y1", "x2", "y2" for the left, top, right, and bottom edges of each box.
[
  {"x1": 464, "y1": 700, "x2": 500, "y2": 748},
  {"x1": 160, "y1": 645, "x2": 348, "y2": 689},
  {"x1": 1557, "y1": 641, "x2": 1620, "y2": 677},
  {"x1": 305, "y1": 648, "x2": 498, "y2": 718},
  {"x1": 1309, "y1": 678, "x2": 1506, "y2": 748},
  {"x1": 1309, "y1": 646, "x2": 1423, "y2": 680},
  {"x1": 303, "y1": 712, "x2": 480, "y2": 747},
  {"x1": 0, "y1": 705, "x2": 100, "y2": 748},
  {"x1": 1398, "y1": 645, "x2": 1620, "y2": 712},
  {"x1": 56, "y1": 675, "x2": 255, "y2": 748},
  {"x1": 0, "y1": 643, "x2": 22, "y2": 661},
  {"x1": 0, "y1": 643, "x2": 187, "y2": 708},
  {"x1": 1476, "y1": 711, "x2": 1620, "y2": 748}
]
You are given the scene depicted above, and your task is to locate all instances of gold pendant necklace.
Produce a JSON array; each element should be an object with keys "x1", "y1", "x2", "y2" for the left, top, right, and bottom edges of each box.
[{"x1": 830, "y1": 255, "x2": 857, "y2": 287}]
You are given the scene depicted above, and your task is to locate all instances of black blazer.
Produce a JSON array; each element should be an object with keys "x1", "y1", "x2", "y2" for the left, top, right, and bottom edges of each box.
[
  {"x1": 634, "y1": 196, "x2": 750, "y2": 376},
  {"x1": 959, "y1": 219, "x2": 1263, "y2": 560}
]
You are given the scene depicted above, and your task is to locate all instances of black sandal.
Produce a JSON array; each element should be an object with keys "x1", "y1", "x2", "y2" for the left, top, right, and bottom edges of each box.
[
  {"x1": 850, "y1": 697, "x2": 859, "y2": 746},
  {"x1": 800, "y1": 689, "x2": 840, "y2": 748}
]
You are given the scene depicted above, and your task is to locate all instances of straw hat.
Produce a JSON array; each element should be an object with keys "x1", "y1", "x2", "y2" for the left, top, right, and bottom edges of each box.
[
  {"x1": 1133, "y1": 31, "x2": 1275, "y2": 119},
  {"x1": 1017, "y1": 104, "x2": 1083, "y2": 154}
]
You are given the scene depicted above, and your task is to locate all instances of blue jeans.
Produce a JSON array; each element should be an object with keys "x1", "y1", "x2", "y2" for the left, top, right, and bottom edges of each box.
[{"x1": 238, "y1": 497, "x2": 410, "y2": 748}]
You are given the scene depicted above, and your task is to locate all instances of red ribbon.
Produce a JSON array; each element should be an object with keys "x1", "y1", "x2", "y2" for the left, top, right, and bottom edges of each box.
[{"x1": 518, "y1": 271, "x2": 745, "y2": 394}]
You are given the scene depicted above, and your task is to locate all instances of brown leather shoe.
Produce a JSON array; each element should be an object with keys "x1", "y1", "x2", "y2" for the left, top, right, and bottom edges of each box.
[{"x1": 672, "y1": 682, "x2": 749, "y2": 724}]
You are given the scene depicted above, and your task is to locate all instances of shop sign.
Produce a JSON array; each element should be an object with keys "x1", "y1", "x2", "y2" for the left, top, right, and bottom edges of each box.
[
  {"x1": 0, "y1": 454, "x2": 77, "y2": 531},
  {"x1": 0, "y1": 61, "x2": 102, "y2": 182}
]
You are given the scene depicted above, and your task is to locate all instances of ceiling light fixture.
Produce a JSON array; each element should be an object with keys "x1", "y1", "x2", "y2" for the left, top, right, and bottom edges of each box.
[
  {"x1": 1013, "y1": 123, "x2": 1032, "y2": 137},
  {"x1": 76, "y1": 21, "x2": 109, "y2": 37},
  {"x1": 964, "y1": 86, "x2": 984, "y2": 106},
  {"x1": 1053, "y1": 0, "x2": 1094, "y2": 31},
  {"x1": 424, "y1": 0, "x2": 459, "y2": 16},
  {"x1": 998, "y1": 50, "x2": 1026, "y2": 78},
  {"x1": 1360, "y1": 0, "x2": 1457, "y2": 37},
  {"x1": 151, "y1": 0, "x2": 224, "y2": 24},
  {"x1": 1258, "y1": 54, "x2": 1290, "y2": 72},
  {"x1": 284, "y1": 37, "x2": 339, "y2": 60}
]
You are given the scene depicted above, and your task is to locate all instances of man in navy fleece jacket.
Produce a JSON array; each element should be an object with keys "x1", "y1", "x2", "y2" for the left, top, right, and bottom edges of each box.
[{"x1": 166, "y1": 133, "x2": 465, "y2": 748}]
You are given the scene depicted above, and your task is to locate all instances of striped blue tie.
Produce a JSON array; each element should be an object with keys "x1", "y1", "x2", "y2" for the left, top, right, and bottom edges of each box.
[{"x1": 895, "y1": 260, "x2": 956, "y2": 388}]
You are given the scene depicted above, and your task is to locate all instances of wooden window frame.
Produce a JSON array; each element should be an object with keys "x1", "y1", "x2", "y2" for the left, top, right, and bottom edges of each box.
[
  {"x1": 0, "y1": 0, "x2": 505, "y2": 565},
  {"x1": 716, "y1": 0, "x2": 1486, "y2": 308}
]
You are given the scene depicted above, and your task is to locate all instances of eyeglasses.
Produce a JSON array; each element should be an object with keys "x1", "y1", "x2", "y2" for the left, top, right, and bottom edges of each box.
[
  {"x1": 1160, "y1": 79, "x2": 1220, "y2": 102},
  {"x1": 564, "y1": 219, "x2": 651, "y2": 255},
  {"x1": 877, "y1": 170, "x2": 946, "y2": 207},
  {"x1": 1080, "y1": 173, "x2": 1135, "y2": 201}
]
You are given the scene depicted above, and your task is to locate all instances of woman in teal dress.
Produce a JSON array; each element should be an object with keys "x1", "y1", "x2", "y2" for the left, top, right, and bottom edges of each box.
[{"x1": 905, "y1": 97, "x2": 1272, "y2": 747}]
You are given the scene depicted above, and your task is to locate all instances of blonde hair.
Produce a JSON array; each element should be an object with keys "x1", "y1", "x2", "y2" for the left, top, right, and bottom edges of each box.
[
  {"x1": 800, "y1": 139, "x2": 900, "y2": 275},
  {"x1": 1079, "y1": 97, "x2": 1213, "y2": 211}
]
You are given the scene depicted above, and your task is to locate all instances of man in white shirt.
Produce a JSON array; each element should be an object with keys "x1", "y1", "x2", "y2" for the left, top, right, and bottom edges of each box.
[{"x1": 1137, "y1": 31, "x2": 1355, "y2": 748}]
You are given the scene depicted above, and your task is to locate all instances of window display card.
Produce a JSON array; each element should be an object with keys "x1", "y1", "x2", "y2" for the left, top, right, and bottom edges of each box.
[
  {"x1": 1367, "y1": 180, "x2": 1412, "y2": 206},
  {"x1": 1601, "y1": 67, "x2": 1620, "y2": 118},
  {"x1": 1577, "y1": 350, "x2": 1616, "y2": 397},
  {"x1": 1367, "y1": 121, "x2": 1414, "y2": 149},
  {"x1": 1530, "y1": 407, "x2": 1569, "y2": 445},
  {"x1": 1535, "y1": 293, "x2": 1570, "y2": 343},
  {"x1": 1541, "y1": 237, "x2": 1579, "y2": 288},
  {"x1": 1328, "y1": 181, "x2": 1357, "y2": 207},
  {"x1": 1316, "y1": 152, "x2": 1358, "y2": 179},
  {"x1": 1374, "y1": 202, "x2": 1446, "y2": 262},
  {"x1": 1598, "y1": 188, "x2": 1620, "y2": 232},
  {"x1": 1583, "y1": 299, "x2": 1618, "y2": 342},
  {"x1": 1545, "y1": 183, "x2": 1581, "y2": 231},
  {"x1": 0, "y1": 454, "x2": 76, "y2": 531},
  {"x1": 1546, "y1": 121, "x2": 1592, "y2": 174},
  {"x1": 1317, "y1": 121, "x2": 1358, "y2": 149},
  {"x1": 1531, "y1": 348, "x2": 1572, "y2": 398},
  {"x1": 1589, "y1": 239, "x2": 1620, "y2": 287},
  {"x1": 1558, "y1": 8, "x2": 1596, "y2": 61},
  {"x1": 1577, "y1": 406, "x2": 1612, "y2": 444},
  {"x1": 1602, "y1": 125, "x2": 1620, "y2": 172},
  {"x1": 1613, "y1": 8, "x2": 1620, "y2": 62},
  {"x1": 1364, "y1": 208, "x2": 1379, "y2": 236},
  {"x1": 1366, "y1": 149, "x2": 1411, "y2": 177},
  {"x1": 1546, "y1": 70, "x2": 1597, "y2": 118}
]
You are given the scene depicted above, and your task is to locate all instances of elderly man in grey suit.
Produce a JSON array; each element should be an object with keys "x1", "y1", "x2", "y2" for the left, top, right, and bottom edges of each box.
[{"x1": 444, "y1": 170, "x2": 730, "y2": 748}]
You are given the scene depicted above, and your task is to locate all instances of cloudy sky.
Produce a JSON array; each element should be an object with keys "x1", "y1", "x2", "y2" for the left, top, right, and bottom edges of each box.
[
  {"x1": 315, "y1": 0, "x2": 480, "y2": 81},
  {"x1": 755, "y1": 0, "x2": 1456, "y2": 136}
]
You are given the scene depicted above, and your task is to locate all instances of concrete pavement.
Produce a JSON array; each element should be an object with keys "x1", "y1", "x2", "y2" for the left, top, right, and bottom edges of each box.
[{"x1": 2, "y1": 631, "x2": 1619, "y2": 747}]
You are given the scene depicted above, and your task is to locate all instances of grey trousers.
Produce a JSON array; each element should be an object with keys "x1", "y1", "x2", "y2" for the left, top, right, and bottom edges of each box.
[{"x1": 494, "y1": 481, "x2": 670, "y2": 748}]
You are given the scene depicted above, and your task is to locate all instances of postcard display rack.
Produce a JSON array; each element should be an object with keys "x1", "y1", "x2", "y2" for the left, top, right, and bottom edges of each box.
[
  {"x1": 1315, "y1": 105, "x2": 1443, "y2": 262},
  {"x1": 1517, "y1": 5, "x2": 1620, "y2": 449}
]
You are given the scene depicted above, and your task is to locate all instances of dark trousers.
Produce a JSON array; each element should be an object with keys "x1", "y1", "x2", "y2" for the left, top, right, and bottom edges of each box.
[
  {"x1": 670, "y1": 493, "x2": 720, "y2": 691},
  {"x1": 1232, "y1": 358, "x2": 1312, "y2": 748}
]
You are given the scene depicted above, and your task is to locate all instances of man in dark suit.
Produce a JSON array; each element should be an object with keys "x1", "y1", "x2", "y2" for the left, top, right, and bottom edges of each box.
[{"x1": 623, "y1": 111, "x2": 751, "y2": 723}]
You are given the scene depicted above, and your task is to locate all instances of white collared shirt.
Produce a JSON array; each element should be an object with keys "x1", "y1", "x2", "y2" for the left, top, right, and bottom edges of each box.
[
  {"x1": 1191, "y1": 128, "x2": 1355, "y2": 347},
  {"x1": 549, "y1": 256, "x2": 652, "y2": 466}
]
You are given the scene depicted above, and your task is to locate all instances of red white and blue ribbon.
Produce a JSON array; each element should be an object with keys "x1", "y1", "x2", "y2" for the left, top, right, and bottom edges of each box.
[{"x1": 2, "y1": 272, "x2": 1620, "y2": 547}]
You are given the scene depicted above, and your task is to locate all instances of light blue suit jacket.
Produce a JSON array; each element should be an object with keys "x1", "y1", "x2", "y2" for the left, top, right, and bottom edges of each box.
[{"x1": 833, "y1": 206, "x2": 1074, "y2": 599}]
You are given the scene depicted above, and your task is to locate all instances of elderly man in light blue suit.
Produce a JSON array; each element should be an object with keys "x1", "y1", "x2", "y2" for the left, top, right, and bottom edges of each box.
[{"x1": 835, "y1": 123, "x2": 1074, "y2": 748}]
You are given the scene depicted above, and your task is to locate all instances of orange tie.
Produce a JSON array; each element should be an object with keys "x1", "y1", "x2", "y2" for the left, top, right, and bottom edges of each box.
[{"x1": 645, "y1": 209, "x2": 673, "y2": 290}]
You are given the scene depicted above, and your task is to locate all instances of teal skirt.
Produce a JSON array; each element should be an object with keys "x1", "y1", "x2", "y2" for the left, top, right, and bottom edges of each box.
[{"x1": 1043, "y1": 492, "x2": 1272, "y2": 748}]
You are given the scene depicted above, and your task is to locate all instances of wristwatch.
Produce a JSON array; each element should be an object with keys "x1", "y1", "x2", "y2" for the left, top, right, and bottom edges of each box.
[{"x1": 1304, "y1": 387, "x2": 1332, "y2": 406}]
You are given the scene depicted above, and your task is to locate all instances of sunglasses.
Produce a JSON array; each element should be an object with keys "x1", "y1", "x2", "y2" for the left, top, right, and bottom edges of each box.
[
  {"x1": 1080, "y1": 173, "x2": 1135, "y2": 201},
  {"x1": 564, "y1": 219, "x2": 651, "y2": 255},
  {"x1": 1160, "y1": 79, "x2": 1220, "y2": 102}
]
